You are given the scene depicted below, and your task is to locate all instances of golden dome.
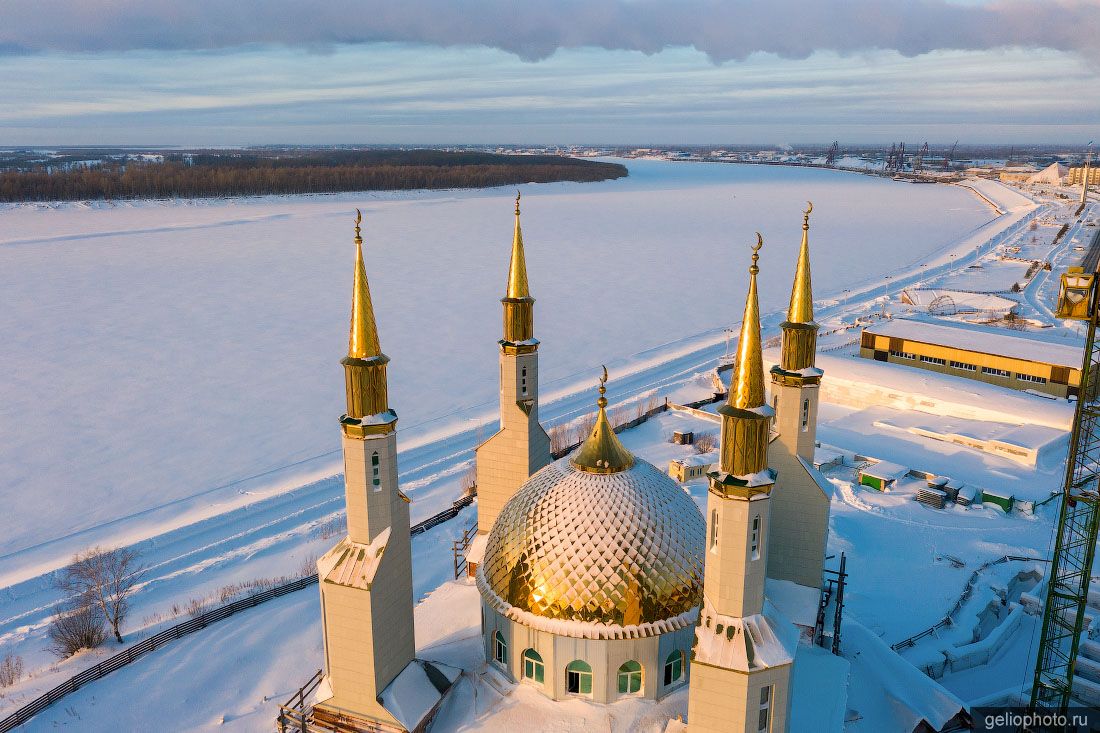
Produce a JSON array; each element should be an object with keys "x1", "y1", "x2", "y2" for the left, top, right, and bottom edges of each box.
[{"x1": 477, "y1": 455, "x2": 705, "y2": 634}]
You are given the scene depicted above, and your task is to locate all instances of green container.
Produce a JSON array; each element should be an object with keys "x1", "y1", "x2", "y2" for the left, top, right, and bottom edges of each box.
[{"x1": 984, "y1": 491, "x2": 1013, "y2": 512}]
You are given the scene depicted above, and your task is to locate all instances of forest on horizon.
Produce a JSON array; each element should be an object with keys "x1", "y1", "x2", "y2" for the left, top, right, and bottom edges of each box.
[{"x1": 0, "y1": 149, "x2": 628, "y2": 202}]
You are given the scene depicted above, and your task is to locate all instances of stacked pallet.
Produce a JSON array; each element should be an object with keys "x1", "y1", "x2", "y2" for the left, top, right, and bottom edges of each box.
[
  {"x1": 917, "y1": 485, "x2": 947, "y2": 509},
  {"x1": 957, "y1": 485, "x2": 979, "y2": 507}
]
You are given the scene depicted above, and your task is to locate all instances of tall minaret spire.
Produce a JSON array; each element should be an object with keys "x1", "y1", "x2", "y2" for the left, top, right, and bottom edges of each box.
[
  {"x1": 340, "y1": 210, "x2": 395, "y2": 431},
  {"x1": 780, "y1": 201, "x2": 819, "y2": 372},
  {"x1": 473, "y1": 194, "x2": 551, "y2": 543},
  {"x1": 314, "y1": 210, "x2": 418, "y2": 731},
  {"x1": 691, "y1": 231, "x2": 794, "y2": 733},
  {"x1": 767, "y1": 202, "x2": 830, "y2": 590},
  {"x1": 502, "y1": 192, "x2": 535, "y2": 345},
  {"x1": 716, "y1": 233, "x2": 772, "y2": 481}
]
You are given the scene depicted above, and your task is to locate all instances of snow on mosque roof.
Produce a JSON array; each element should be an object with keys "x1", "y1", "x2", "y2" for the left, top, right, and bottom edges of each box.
[
  {"x1": 865, "y1": 317, "x2": 1082, "y2": 368},
  {"x1": 477, "y1": 454, "x2": 705, "y2": 637}
]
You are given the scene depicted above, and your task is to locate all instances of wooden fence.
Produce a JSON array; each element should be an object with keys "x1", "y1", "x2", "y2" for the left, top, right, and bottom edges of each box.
[{"x1": 0, "y1": 494, "x2": 477, "y2": 733}]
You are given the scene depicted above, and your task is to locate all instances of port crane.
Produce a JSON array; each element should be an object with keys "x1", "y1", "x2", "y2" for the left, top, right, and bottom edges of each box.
[
  {"x1": 942, "y1": 140, "x2": 958, "y2": 172},
  {"x1": 1031, "y1": 263, "x2": 1100, "y2": 713}
]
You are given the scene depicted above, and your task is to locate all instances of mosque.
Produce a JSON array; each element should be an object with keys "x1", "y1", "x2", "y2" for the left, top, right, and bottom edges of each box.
[{"x1": 306, "y1": 196, "x2": 838, "y2": 733}]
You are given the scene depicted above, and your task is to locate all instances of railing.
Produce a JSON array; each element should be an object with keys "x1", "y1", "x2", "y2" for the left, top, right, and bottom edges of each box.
[
  {"x1": 452, "y1": 519, "x2": 477, "y2": 579},
  {"x1": 0, "y1": 494, "x2": 478, "y2": 733},
  {"x1": 277, "y1": 668, "x2": 324, "y2": 733},
  {"x1": 891, "y1": 554, "x2": 1050, "y2": 652}
]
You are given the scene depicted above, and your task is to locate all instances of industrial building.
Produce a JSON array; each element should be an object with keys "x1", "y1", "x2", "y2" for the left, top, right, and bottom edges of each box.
[{"x1": 859, "y1": 318, "x2": 1083, "y2": 399}]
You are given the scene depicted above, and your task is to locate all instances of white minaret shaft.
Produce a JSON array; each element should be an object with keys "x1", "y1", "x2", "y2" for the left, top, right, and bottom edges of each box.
[
  {"x1": 767, "y1": 203, "x2": 830, "y2": 589},
  {"x1": 315, "y1": 212, "x2": 415, "y2": 729},
  {"x1": 475, "y1": 194, "x2": 552, "y2": 537}
]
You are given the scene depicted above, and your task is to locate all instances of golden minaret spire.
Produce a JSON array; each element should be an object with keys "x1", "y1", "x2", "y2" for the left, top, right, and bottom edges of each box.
[
  {"x1": 340, "y1": 210, "x2": 394, "y2": 433},
  {"x1": 571, "y1": 366, "x2": 634, "y2": 474},
  {"x1": 714, "y1": 234, "x2": 772, "y2": 481},
  {"x1": 348, "y1": 209, "x2": 382, "y2": 360},
  {"x1": 778, "y1": 202, "x2": 820, "y2": 373},
  {"x1": 506, "y1": 192, "x2": 530, "y2": 299},
  {"x1": 501, "y1": 192, "x2": 536, "y2": 347},
  {"x1": 787, "y1": 201, "x2": 814, "y2": 324}
]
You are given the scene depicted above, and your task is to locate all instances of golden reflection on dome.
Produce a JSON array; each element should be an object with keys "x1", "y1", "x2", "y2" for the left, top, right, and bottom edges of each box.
[{"x1": 478, "y1": 455, "x2": 705, "y2": 629}]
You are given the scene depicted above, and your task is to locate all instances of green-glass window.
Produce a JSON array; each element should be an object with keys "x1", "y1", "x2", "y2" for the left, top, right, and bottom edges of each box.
[
  {"x1": 664, "y1": 650, "x2": 683, "y2": 686},
  {"x1": 565, "y1": 660, "x2": 592, "y2": 695},
  {"x1": 522, "y1": 649, "x2": 544, "y2": 684},
  {"x1": 493, "y1": 631, "x2": 507, "y2": 665},
  {"x1": 617, "y1": 660, "x2": 643, "y2": 694}
]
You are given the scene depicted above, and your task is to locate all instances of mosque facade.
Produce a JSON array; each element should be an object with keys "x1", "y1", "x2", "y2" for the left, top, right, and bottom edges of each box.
[{"x1": 308, "y1": 197, "x2": 834, "y2": 733}]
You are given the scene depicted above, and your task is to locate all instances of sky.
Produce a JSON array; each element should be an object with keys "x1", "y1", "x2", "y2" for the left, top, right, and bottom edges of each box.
[{"x1": 1, "y1": 0, "x2": 1098, "y2": 146}]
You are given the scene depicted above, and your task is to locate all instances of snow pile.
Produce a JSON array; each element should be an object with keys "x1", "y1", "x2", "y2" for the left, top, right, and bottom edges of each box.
[
  {"x1": 692, "y1": 597, "x2": 798, "y2": 671},
  {"x1": 843, "y1": 620, "x2": 968, "y2": 733},
  {"x1": 790, "y1": 645, "x2": 849, "y2": 733},
  {"x1": 378, "y1": 659, "x2": 461, "y2": 732},
  {"x1": 317, "y1": 527, "x2": 391, "y2": 588}
]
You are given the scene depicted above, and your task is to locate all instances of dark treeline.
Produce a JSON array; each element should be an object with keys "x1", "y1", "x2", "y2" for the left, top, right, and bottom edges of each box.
[{"x1": 0, "y1": 150, "x2": 627, "y2": 202}]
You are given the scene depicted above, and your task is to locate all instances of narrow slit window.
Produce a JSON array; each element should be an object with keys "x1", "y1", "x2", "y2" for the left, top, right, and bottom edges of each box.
[
  {"x1": 710, "y1": 509, "x2": 719, "y2": 551},
  {"x1": 801, "y1": 399, "x2": 809, "y2": 432},
  {"x1": 750, "y1": 515, "x2": 760, "y2": 560},
  {"x1": 371, "y1": 452, "x2": 381, "y2": 489}
]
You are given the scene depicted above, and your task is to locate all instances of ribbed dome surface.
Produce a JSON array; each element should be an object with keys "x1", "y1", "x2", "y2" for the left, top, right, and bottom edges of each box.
[{"x1": 478, "y1": 454, "x2": 705, "y2": 630}]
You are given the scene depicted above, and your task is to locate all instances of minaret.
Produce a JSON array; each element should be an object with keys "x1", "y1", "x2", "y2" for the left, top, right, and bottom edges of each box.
[
  {"x1": 473, "y1": 193, "x2": 552, "y2": 543},
  {"x1": 688, "y1": 235, "x2": 795, "y2": 733},
  {"x1": 314, "y1": 211, "x2": 415, "y2": 729},
  {"x1": 767, "y1": 202, "x2": 830, "y2": 589}
]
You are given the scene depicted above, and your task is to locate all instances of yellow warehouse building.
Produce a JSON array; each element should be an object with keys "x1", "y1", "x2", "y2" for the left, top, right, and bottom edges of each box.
[{"x1": 859, "y1": 318, "x2": 1083, "y2": 399}]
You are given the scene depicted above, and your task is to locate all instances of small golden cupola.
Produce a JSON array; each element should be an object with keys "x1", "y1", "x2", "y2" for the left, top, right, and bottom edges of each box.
[
  {"x1": 340, "y1": 210, "x2": 397, "y2": 438},
  {"x1": 712, "y1": 234, "x2": 775, "y2": 488},
  {"x1": 778, "y1": 201, "x2": 819, "y2": 374},
  {"x1": 501, "y1": 192, "x2": 537, "y2": 353},
  {"x1": 571, "y1": 366, "x2": 634, "y2": 474}
]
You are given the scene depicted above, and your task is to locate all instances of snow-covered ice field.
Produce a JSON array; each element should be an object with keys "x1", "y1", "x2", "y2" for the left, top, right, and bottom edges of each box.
[
  {"x1": 0, "y1": 159, "x2": 992, "y2": 560},
  {"x1": 7, "y1": 161, "x2": 1084, "y2": 729}
]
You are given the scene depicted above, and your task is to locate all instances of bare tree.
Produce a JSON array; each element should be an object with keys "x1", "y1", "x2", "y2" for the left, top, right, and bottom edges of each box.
[
  {"x1": 693, "y1": 431, "x2": 718, "y2": 454},
  {"x1": 55, "y1": 546, "x2": 145, "y2": 644},
  {"x1": 547, "y1": 424, "x2": 572, "y2": 455},
  {"x1": 47, "y1": 603, "x2": 107, "y2": 658},
  {"x1": 0, "y1": 651, "x2": 23, "y2": 687}
]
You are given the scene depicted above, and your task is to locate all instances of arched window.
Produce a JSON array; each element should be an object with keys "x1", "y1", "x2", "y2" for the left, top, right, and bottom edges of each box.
[
  {"x1": 522, "y1": 649, "x2": 544, "y2": 684},
  {"x1": 493, "y1": 631, "x2": 507, "y2": 665},
  {"x1": 617, "y1": 660, "x2": 643, "y2": 695},
  {"x1": 371, "y1": 452, "x2": 381, "y2": 490},
  {"x1": 663, "y1": 650, "x2": 684, "y2": 686},
  {"x1": 565, "y1": 660, "x2": 592, "y2": 695}
]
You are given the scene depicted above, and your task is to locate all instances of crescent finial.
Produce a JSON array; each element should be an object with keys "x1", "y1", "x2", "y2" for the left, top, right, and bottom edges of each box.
[{"x1": 804, "y1": 201, "x2": 813, "y2": 216}]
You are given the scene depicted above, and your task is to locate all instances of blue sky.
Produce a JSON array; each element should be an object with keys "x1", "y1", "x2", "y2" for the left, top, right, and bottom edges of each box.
[{"x1": 1, "y1": 0, "x2": 1097, "y2": 145}]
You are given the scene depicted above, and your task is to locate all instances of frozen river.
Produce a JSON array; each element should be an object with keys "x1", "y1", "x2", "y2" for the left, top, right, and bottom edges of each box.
[{"x1": 0, "y1": 159, "x2": 992, "y2": 556}]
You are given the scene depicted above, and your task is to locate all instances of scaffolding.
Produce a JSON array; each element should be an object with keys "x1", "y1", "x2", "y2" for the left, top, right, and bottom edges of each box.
[{"x1": 1031, "y1": 267, "x2": 1100, "y2": 713}]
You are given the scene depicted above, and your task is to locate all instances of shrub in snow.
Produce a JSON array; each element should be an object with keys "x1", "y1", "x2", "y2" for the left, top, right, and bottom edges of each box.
[
  {"x1": 47, "y1": 603, "x2": 107, "y2": 658},
  {"x1": 0, "y1": 652, "x2": 24, "y2": 687}
]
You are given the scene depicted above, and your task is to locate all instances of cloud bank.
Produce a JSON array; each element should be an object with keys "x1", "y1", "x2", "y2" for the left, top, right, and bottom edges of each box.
[{"x1": 2, "y1": 0, "x2": 1097, "y2": 61}]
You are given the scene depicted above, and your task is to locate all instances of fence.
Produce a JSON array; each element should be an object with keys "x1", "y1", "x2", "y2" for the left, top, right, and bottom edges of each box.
[
  {"x1": 890, "y1": 554, "x2": 1050, "y2": 653},
  {"x1": 0, "y1": 494, "x2": 478, "y2": 733}
]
